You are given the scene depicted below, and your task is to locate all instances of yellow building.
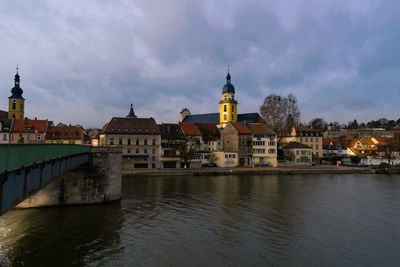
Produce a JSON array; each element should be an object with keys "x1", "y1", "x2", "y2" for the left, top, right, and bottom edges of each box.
[
  {"x1": 8, "y1": 68, "x2": 25, "y2": 120},
  {"x1": 219, "y1": 71, "x2": 238, "y2": 128}
]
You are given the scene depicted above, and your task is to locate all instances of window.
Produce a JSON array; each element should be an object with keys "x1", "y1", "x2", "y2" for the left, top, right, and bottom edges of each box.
[
  {"x1": 128, "y1": 139, "x2": 131, "y2": 145},
  {"x1": 269, "y1": 149, "x2": 275, "y2": 154},
  {"x1": 316, "y1": 138, "x2": 319, "y2": 142},
  {"x1": 316, "y1": 144, "x2": 319, "y2": 149},
  {"x1": 144, "y1": 139, "x2": 147, "y2": 145},
  {"x1": 144, "y1": 149, "x2": 147, "y2": 154},
  {"x1": 224, "y1": 105, "x2": 227, "y2": 112},
  {"x1": 310, "y1": 138, "x2": 313, "y2": 142},
  {"x1": 296, "y1": 151, "x2": 299, "y2": 155},
  {"x1": 27, "y1": 133, "x2": 30, "y2": 140},
  {"x1": 136, "y1": 149, "x2": 139, "y2": 153},
  {"x1": 37, "y1": 134, "x2": 41, "y2": 140},
  {"x1": 12, "y1": 103, "x2": 16, "y2": 110},
  {"x1": 152, "y1": 156, "x2": 155, "y2": 161},
  {"x1": 110, "y1": 138, "x2": 114, "y2": 145},
  {"x1": 152, "y1": 149, "x2": 155, "y2": 154},
  {"x1": 224, "y1": 114, "x2": 227, "y2": 120},
  {"x1": 127, "y1": 149, "x2": 131, "y2": 154},
  {"x1": 152, "y1": 139, "x2": 156, "y2": 145},
  {"x1": 119, "y1": 138, "x2": 122, "y2": 145},
  {"x1": 305, "y1": 138, "x2": 308, "y2": 142},
  {"x1": 2, "y1": 134, "x2": 7, "y2": 141},
  {"x1": 136, "y1": 139, "x2": 139, "y2": 145},
  {"x1": 300, "y1": 138, "x2": 303, "y2": 142},
  {"x1": 11, "y1": 133, "x2": 14, "y2": 141},
  {"x1": 269, "y1": 141, "x2": 275, "y2": 146}
]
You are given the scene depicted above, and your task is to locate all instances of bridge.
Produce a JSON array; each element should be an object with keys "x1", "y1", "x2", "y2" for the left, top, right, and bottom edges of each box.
[{"x1": 0, "y1": 144, "x2": 91, "y2": 214}]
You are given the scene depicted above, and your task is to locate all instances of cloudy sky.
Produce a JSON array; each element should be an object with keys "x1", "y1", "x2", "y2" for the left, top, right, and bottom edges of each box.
[{"x1": 1, "y1": 0, "x2": 399, "y2": 128}]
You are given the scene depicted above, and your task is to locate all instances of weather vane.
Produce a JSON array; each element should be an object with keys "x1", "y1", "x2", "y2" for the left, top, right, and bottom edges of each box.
[{"x1": 16, "y1": 64, "x2": 19, "y2": 73}]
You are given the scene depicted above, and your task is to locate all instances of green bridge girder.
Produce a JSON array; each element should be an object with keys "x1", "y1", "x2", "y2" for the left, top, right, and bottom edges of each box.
[{"x1": 0, "y1": 144, "x2": 91, "y2": 173}]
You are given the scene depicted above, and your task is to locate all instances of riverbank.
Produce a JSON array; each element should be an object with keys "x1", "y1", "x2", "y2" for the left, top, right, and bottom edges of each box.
[{"x1": 123, "y1": 166, "x2": 400, "y2": 176}]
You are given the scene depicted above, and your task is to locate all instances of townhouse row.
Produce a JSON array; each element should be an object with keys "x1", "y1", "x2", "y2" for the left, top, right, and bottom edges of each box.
[{"x1": 96, "y1": 115, "x2": 278, "y2": 169}]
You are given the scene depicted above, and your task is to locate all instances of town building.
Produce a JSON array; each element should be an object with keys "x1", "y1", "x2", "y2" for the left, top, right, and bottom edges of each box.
[
  {"x1": 179, "y1": 123, "x2": 203, "y2": 168},
  {"x1": 221, "y1": 122, "x2": 253, "y2": 166},
  {"x1": 281, "y1": 142, "x2": 312, "y2": 164},
  {"x1": 214, "y1": 151, "x2": 239, "y2": 167},
  {"x1": 158, "y1": 123, "x2": 185, "y2": 168},
  {"x1": 9, "y1": 118, "x2": 48, "y2": 143},
  {"x1": 8, "y1": 68, "x2": 25, "y2": 120},
  {"x1": 99, "y1": 105, "x2": 161, "y2": 169},
  {"x1": 282, "y1": 126, "x2": 323, "y2": 157},
  {"x1": 179, "y1": 71, "x2": 263, "y2": 127},
  {"x1": 322, "y1": 139, "x2": 349, "y2": 157},
  {"x1": 46, "y1": 125, "x2": 85, "y2": 144},
  {"x1": 247, "y1": 123, "x2": 277, "y2": 167}
]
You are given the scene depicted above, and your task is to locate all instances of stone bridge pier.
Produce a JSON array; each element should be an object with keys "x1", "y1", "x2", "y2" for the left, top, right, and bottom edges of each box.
[{"x1": 17, "y1": 147, "x2": 122, "y2": 208}]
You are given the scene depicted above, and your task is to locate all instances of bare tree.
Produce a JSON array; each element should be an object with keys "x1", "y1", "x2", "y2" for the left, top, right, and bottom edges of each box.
[
  {"x1": 208, "y1": 152, "x2": 218, "y2": 165},
  {"x1": 171, "y1": 136, "x2": 199, "y2": 168},
  {"x1": 309, "y1": 118, "x2": 328, "y2": 131},
  {"x1": 259, "y1": 93, "x2": 301, "y2": 141}
]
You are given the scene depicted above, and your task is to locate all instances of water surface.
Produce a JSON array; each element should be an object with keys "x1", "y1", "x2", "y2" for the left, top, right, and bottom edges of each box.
[{"x1": 1, "y1": 174, "x2": 400, "y2": 266}]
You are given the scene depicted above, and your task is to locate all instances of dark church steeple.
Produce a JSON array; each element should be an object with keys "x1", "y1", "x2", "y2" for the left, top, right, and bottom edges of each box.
[
  {"x1": 127, "y1": 104, "x2": 137, "y2": 118},
  {"x1": 8, "y1": 67, "x2": 25, "y2": 119}
]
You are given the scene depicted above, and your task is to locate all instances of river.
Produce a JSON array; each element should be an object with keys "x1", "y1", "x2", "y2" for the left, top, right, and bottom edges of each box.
[{"x1": 0, "y1": 174, "x2": 400, "y2": 266}]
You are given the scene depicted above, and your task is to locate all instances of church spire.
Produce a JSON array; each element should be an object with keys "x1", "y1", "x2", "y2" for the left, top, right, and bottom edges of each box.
[{"x1": 127, "y1": 104, "x2": 137, "y2": 118}]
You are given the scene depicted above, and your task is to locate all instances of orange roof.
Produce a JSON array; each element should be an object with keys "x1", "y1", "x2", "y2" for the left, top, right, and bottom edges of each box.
[
  {"x1": 47, "y1": 126, "x2": 84, "y2": 140},
  {"x1": 246, "y1": 123, "x2": 275, "y2": 135},
  {"x1": 230, "y1": 122, "x2": 251, "y2": 134},
  {"x1": 180, "y1": 123, "x2": 202, "y2": 136},
  {"x1": 11, "y1": 118, "x2": 47, "y2": 133}
]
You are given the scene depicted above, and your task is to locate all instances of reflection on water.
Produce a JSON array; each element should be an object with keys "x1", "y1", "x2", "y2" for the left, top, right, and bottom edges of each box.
[{"x1": 1, "y1": 174, "x2": 400, "y2": 266}]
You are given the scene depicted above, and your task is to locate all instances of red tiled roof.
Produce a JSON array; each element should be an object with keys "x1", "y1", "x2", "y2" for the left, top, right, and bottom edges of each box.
[
  {"x1": 47, "y1": 126, "x2": 84, "y2": 140},
  {"x1": 11, "y1": 118, "x2": 47, "y2": 133},
  {"x1": 196, "y1": 123, "x2": 220, "y2": 139},
  {"x1": 180, "y1": 123, "x2": 202, "y2": 136},
  {"x1": 322, "y1": 139, "x2": 348, "y2": 149},
  {"x1": 246, "y1": 123, "x2": 275, "y2": 135},
  {"x1": 0, "y1": 110, "x2": 8, "y2": 120},
  {"x1": 102, "y1": 117, "x2": 160, "y2": 135},
  {"x1": 230, "y1": 122, "x2": 251, "y2": 134}
]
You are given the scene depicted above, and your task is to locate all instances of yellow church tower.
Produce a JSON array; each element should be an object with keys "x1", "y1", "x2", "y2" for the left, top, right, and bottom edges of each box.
[
  {"x1": 8, "y1": 68, "x2": 25, "y2": 120},
  {"x1": 219, "y1": 70, "x2": 238, "y2": 127}
]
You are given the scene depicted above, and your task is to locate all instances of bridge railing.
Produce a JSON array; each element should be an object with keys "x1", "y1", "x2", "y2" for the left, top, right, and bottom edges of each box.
[{"x1": 0, "y1": 144, "x2": 91, "y2": 214}]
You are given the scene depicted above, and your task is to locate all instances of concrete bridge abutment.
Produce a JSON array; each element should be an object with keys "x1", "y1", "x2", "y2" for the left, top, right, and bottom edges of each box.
[{"x1": 17, "y1": 147, "x2": 122, "y2": 208}]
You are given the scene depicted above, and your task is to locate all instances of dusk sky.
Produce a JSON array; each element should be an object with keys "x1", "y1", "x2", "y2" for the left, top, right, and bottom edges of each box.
[{"x1": 1, "y1": 0, "x2": 399, "y2": 128}]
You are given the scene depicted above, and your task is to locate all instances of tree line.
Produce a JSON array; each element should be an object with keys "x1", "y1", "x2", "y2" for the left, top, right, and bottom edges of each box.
[{"x1": 259, "y1": 93, "x2": 400, "y2": 134}]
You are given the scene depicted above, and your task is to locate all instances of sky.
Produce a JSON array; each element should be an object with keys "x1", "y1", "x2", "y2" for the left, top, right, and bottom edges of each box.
[{"x1": 1, "y1": 0, "x2": 399, "y2": 128}]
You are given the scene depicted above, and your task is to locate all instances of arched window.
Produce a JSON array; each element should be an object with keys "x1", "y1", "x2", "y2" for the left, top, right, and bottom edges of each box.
[
  {"x1": 232, "y1": 105, "x2": 234, "y2": 112},
  {"x1": 224, "y1": 114, "x2": 227, "y2": 120},
  {"x1": 224, "y1": 105, "x2": 227, "y2": 112}
]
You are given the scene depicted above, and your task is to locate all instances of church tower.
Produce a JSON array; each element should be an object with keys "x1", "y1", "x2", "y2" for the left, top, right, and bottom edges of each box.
[
  {"x1": 219, "y1": 70, "x2": 238, "y2": 127},
  {"x1": 8, "y1": 68, "x2": 25, "y2": 120}
]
